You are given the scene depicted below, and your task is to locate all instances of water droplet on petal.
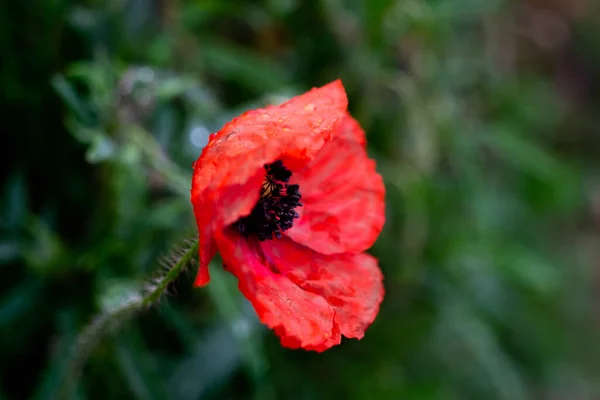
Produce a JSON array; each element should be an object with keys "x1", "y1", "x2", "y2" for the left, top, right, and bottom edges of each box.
[{"x1": 226, "y1": 130, "x2": 240, "y2": 141}]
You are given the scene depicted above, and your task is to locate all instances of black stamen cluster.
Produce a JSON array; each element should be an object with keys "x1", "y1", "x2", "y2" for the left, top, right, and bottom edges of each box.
[{"x1": 236, "y1": 160, "x2": 302, "y2": 241}]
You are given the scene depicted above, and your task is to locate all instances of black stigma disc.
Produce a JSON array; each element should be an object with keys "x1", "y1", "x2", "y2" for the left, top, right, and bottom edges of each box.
[{"x1": 235, "y1": 160, "x2": 302, "y2": 241}]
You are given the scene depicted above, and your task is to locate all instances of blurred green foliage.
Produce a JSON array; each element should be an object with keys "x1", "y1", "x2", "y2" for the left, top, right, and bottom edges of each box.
[{"x1": 3, "y1": 0, "x2": 600, "y2": 399}]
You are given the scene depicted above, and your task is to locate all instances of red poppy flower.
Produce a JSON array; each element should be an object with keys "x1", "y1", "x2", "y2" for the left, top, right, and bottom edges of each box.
[{"x1": 190, "y1": 80, "x2": 385, "y2": 351}]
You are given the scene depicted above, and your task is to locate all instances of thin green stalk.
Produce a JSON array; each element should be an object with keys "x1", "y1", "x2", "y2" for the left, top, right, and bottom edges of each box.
[
  {"x1": 128, "y1": 125, "x2": 191, "y2": 196},
  {"x1": 57, "y1": 239, "x2": 199, "y2": 400}
]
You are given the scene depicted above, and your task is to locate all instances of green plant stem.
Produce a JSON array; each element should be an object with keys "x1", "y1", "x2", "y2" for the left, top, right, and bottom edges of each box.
[
  {"x1": 128, "y1": 125, "x2": 191, "y2": 196},
  {"x1": 57, "y1": 239, "x2": 199, "y2": 400}
]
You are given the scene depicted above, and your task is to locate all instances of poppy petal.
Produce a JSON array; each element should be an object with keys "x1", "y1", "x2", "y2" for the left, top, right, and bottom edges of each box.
[
  {"x1": 214, "y1": 229, "x2": 342, "y2": 350},
  {"x1": 286, "y1": 115, "x2": 385, "y2": 254},
  {"x1": 338, "y1": 111, "x2": 366, "y2": 146},
  {"x1": 261, "y1": 237, "x2": 384, "y2": 341},
  {"x1": 191, "y1": 81, "x2": 348, "y2": 285}
]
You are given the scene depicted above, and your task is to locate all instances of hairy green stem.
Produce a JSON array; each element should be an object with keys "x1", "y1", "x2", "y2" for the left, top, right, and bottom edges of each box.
[{"x1": 57, "y1": 239, "x2": 199, "y2": 400}]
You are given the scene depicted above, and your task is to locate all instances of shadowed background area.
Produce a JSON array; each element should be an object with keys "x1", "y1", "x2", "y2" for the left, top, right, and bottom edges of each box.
[{"x1": 2, "y1": 0, "x2": 600, "y2": 399}]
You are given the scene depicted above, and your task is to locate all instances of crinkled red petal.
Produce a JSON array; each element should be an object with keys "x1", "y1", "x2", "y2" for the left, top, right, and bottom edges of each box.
[
  {"x1": 285, "y1": 114, "x2": 385, "y2": 255},
  {"x1": 338, "y1": 111, "x2": 366, "y2": 146},
  {"x1": 191, "y1": 81, "x2": 348, "y2": 286},
  {"x1": 214, "y1": 229, "x2": 341, "y2": 350},
  {"x1": 260, "y1": 236, "x2": 384, "y2": 341}
]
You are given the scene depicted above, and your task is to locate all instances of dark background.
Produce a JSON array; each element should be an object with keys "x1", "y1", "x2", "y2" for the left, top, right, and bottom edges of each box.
[{"x1": 2, "y1": 0, "x2": 600, "y2": 399}]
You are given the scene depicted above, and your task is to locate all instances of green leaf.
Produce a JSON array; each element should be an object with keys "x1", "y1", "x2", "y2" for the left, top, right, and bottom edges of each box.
[
  {"x1": 1, "y1": 171, "x2": 28, "y2": 229},
  {"x1": 200, "y1": 41, "x2": 288, "y2": 92},
  {"x1": 23, "y1": 217, "x2": 68, "y2": 275},
  {"x1": 85, "y1": 134, "x2": 116, "y2": 163},
  {"x1": 51, "y1": 75, "x2": 92, "y2": 123},
  {"x1": 155, "y1": 77, "x2": 196, "y2": 100}
]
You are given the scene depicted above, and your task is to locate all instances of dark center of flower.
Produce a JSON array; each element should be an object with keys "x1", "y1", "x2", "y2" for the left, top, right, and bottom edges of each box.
[{"x1": 235, "y1": 160, "x2": 302, "y2": 241}]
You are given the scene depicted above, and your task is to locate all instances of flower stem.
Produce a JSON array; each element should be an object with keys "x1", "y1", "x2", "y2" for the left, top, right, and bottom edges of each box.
[
  {"x1": 128, "y1": 125, "x2": 191, "y2": 196},
  {"x1": 58, "y1": 239, "x2": 199, "y2": 400}
]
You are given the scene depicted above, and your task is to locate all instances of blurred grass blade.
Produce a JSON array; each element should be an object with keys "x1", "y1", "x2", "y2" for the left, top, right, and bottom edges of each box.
[
  {"x1": 158, "y1": 303, "x2": 197, "y2": 351},
  {"x1": 205, "y1": 266, "x2": 268, "y2": 385},
  {"x1": 439, "y1": 302, "x2": 527, "y2": 400},
  {"x1": 31, "y1": 310, "x2": 78, "y2": 400},
  {"x1": 51, "y1": 75, "x2": 93, "y2": 124},
  {"x1": 115, "y1": 329, "x2": 169, "y2": 400},
  {"x1": 201, "y1": 41, "x2": 288, "y2": 92},
  {"x1": 0, "y1": 279, "x2": 42, "y2": 328},
  {"x1": 167, "y1": 323, "x2": 242, "y2": 400}
]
